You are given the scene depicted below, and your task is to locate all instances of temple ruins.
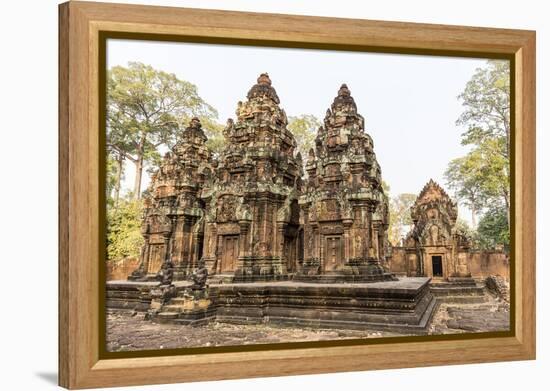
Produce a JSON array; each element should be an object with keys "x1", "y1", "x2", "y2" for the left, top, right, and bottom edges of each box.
[{"x1": 109, "y1": 73, "x2": 508, "y2": 333}]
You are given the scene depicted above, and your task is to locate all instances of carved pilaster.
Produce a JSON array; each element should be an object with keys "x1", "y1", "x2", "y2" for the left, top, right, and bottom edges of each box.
[{"x1": 343, "y1": 219, "x2": 353, "y2": 261}]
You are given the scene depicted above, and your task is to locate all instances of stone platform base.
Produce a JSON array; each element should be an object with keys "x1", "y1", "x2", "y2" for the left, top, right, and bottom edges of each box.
[
  {"x1": 157, "y1": 306, "x2": 218, "y2": 326},
  {"x1": 212, "y1": 278, "x2": 436, "y2": 334},
  {"x1": 106, "y1": 280, "x2": 189, "y2": 311},
  {"x1": 292, "y1": 272, "x2": 397, "y2": 284},
  {"x1": 430, "y1": 277, "x2": 486, "y2": 304},
  {"x1": 107, "y1": 277, "x2": 437, "y2": 334}
]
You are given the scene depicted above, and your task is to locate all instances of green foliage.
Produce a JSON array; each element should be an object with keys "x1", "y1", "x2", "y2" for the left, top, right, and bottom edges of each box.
[
  {"x1": 107, "y1": 62, "x2": 221, "y2": 198},
  {"x1": 287, "y1": 114, "x2": 321, "y2": 162},
  {"x1": 445, "y1": 60, "x2": 510, "y2": 250},
  {"x1": 476, "y1": 206, "x2": 510, "y2": 251},
  {"x1": 454, "y1": 218, "x2": 479, "y2": 246},
  {"x1": 457, "y1": 60, "x2": 510, "y2": 151},
  {"x1": 106, "y1": 155, "x2": 118, "y2": 204},
  {"x1": 106, "y1": 199, "x2": 144, "y2": 261},
  {"x1": 200, "y1": 117, "x2": 226, "y2": 158},
  {"x1": 388, "y1": 193, "x2": 417, "y2": 246},
  {"x1": 451, "y1": 60, "x2": 510, "y2": 212}
]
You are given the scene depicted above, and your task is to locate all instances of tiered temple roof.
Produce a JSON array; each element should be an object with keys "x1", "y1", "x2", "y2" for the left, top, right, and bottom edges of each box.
[
  {"x1": 297, "y1": 84, "x2": 392, "y2": 281},
  {"x1": 130, "y1": 118, "x2": 214, "y2": 280},
  {"x1": 199, "y1": 73, "x2": 302, "y2": 281},
  {"x1": 406, "y1": 179, "x2": 458, "y2": 247}
]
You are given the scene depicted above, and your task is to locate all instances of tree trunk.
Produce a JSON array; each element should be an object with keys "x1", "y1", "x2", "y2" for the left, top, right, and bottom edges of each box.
[
  {"x1": 133, "y1": 132, "x2": 147, "y2": 199},
  {"x1": 133, "y1": 156, "x2": 143, "y2": 199},
  {"x1": 114, "y1": 154, "x2": 123, "y2": 206},
  {"x1": 471, "y1": 207, "x2": 477, "y2": 228}
]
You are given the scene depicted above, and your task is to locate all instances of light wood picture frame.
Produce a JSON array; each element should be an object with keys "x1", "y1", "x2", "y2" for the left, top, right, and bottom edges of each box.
[{"x1": 58, "y1": 1, "x2": 536, "y2": 389}]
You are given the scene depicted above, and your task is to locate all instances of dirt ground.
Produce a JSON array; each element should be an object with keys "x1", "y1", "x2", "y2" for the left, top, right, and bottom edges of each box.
[
  {"x1": 428, "y1": 294, "x2": 510, "y2": 334},
  {"x1": 106, "y1": 293, "x2": 509, "y2": 352}
]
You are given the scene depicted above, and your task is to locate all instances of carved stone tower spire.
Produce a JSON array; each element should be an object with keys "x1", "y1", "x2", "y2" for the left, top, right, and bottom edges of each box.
[
  {"x1": 200, "y1": 73, "x2": 302, "y2": 282},
  {"x1": 298, "y1": 84, "x2": 393, "y2": 282},
  {"x1": 130, "y1": 117, "x2": 215, "y2": 280}
]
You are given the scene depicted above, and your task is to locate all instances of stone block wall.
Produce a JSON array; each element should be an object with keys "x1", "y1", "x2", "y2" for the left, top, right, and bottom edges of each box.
[
  {"x1": 387, "y1": 247, "x2": 509, "y2": 280},
  {"x1": 469, "y1": 251, "x2": 509, "y2": 280},
  {"x1": 107, "y1": 257, "x2": 140, "y2": 281},
  {"x1": 388, "y1": 247, "x2": 408, "y2": 275}
]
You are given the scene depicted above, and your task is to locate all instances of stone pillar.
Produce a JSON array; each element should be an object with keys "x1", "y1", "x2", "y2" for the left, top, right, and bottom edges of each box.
[
  {"x1": 191, "y1": 232, "x2": 201, "y2": 269},
  {"x1": 215, "y1": 234, "x2": 223, "y2": 274},
  {"x1": 129, "y1": 235, "x2": 150, "y2": 280},
  {"x1": 277, "y1": 222, "x2": 285, "y2": 258},
  {"x1": 203, "y1": 224, "x2": 217, "y2": 275},
  {"x1": 238, "y1": 220, "x2": 251, "y2": 257},
  {"x1": 145, "y1": 243, "x2": 153, "y2": 274},
  {"x1": 234, "y1": 220, "x2": 251, "y2": 278},
  {"x1": 302, "y1": 205, "x2": 312, "y2": 259},
  {"x1": 371, "y1": 221, "x2": 380, "y2": 260},
  {"x1": 162, "y1": 232, "x2": 171, "y2": 264},
  {"x1": 343, "y1": 219, "x2": 353, "y2": 262}
]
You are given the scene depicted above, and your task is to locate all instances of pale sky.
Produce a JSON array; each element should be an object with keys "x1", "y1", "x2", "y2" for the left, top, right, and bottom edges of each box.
[{"x1": 107, "y1": 39, "x2": 501, "y2": 225}]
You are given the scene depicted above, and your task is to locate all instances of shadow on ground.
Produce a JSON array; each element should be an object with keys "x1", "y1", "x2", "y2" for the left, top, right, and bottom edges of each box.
[{"x1": 35, "y1": 372, "x2": 57, "y2": 385}]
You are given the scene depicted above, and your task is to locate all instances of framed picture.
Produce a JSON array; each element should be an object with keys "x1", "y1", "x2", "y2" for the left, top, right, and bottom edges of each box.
[{"x1": 59, "y1": 1, "x2": 536, "y2": 389}]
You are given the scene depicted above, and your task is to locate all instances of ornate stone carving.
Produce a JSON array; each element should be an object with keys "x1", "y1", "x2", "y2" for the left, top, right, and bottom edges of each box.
[
  {"x1": 200, "y1": 73, "x2": 302, "y2": 282},
  {"x1": 404, "y1": 179, "x2": 472, "y2": 279},
  {"x1": 298, "y1": 84, "x2": 393, "y2": 282},
  {"x1": 131, "y1": 75, "x2": 398, "y2": 284},
  {"x1": 129, "y1": 118, "x2": 215, "y2": 281},
  {"x1": 190, "y1": 259, "x2": 208, "y2": 291},
  {"x1": 156, "y1": 261, "x2": 174, "y2": 286}
]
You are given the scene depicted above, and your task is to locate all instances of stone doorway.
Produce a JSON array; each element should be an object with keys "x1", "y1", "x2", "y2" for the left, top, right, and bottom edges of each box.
[
  {"x1": 220, "y1": 235, "x2": 239, "y2": 272},
  {"x1": 431, "y1": 255, "x2": 443, "y2": 277},
  {"x1": 324, "y1": 236, "x2": 343, "y2": 271}
]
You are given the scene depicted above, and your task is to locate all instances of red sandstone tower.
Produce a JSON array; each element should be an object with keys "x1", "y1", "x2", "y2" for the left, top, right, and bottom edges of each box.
[
  {"x1": 297, "y1": 84, "x2": 394, "y2": 282},
  {"x1": 200, "y1": 73, "x2": 303, "y2": 282}
]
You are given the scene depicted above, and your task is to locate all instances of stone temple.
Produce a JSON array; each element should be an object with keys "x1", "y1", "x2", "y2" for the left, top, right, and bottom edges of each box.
[
  {"x1": 110, "y1": 73, "x2": 507, "y2": 333},
  {"x1": 129, "y1": 117, "x2": 215, "y2": 281},
  {"x1": 403, "y1": 179, "x2": 471, "y2": 279},
  {"x1": 201, "y1": 73, "x2": 302, "y2": 282},
  {"x1": 298, "y1": 84, "x2": 392, "y2": 282}
]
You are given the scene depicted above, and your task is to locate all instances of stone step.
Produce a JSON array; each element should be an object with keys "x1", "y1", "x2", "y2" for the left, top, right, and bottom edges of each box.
[
  {"x1": 445, "y1": 277, "x2": 478, "y2": 286},
  {"x1": 209, "y1": 275, "x2": 235, "y2": 284},
  {"x1": 162, "y1": 305, "x2": 184, "y2": 313},
  {"x1": 432, "y1": 284, "x2": 478, "y2": 289},
  {"x1": 157, "y1": 312, "x2": 179, "y2": 319},
  {"x1": 170, "y1": 297, "x2": 191, "y2": 305},
  {"x1": 430, "y1": 286, "x2": 485, "y2": 296},
  {"x1": 435, "y1": 295, "x2": 487, "y2": 304}
]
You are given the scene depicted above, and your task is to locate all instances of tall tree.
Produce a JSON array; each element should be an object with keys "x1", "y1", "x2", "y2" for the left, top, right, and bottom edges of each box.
[
  {"x1": 445, "y1": 154, "x2": 486, "y2": 227},
  {"x1": 445, "y1": 60, "x2": 510, "y2": 250},
  {"x1": 287, "y1": 114, "x2": 321, "y2": 162},
  {"x1": 476, "y1": 206, "x2": 509, "y2": 251},
  {"x1": 106, "y1": 154, "x2": 124, "y2": 207},
  {"x1": 199, "y1": 116, "x2": 225, "y2": 158},
  {"x1": 453, "y1": 60, "x2": 510, "y2": 219},
  {"x1": 106, "y1": 198, "x2": 144, "y2": 261},
  {"x1": 388, "y1": 193, "x2": 417, "y2": 246},
  {"x1": 457, "y1": 60, "x2": 510, "y2": 160},
  {"x1": 107, "y1": 62, "x2": 220, "y2": 198}
]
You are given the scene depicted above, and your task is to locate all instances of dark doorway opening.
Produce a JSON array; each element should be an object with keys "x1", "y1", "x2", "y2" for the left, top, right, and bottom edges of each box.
[{"x1": 431, "y1": 255, "x2": 443, "y2": 277}]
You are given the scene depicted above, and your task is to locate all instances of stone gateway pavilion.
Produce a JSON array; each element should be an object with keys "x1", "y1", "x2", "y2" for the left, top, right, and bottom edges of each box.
[{"x1": 107, "y1": 74, "x2": 509, "y2": 346}]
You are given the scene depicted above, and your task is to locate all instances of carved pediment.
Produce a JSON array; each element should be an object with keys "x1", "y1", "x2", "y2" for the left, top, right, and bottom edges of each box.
[
  {"x1": 217, "y1": 195, "x2": 238, "y2": 223},
  {"x1": 144, "y1": 212, "x2": 172, "y2": 235}
]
